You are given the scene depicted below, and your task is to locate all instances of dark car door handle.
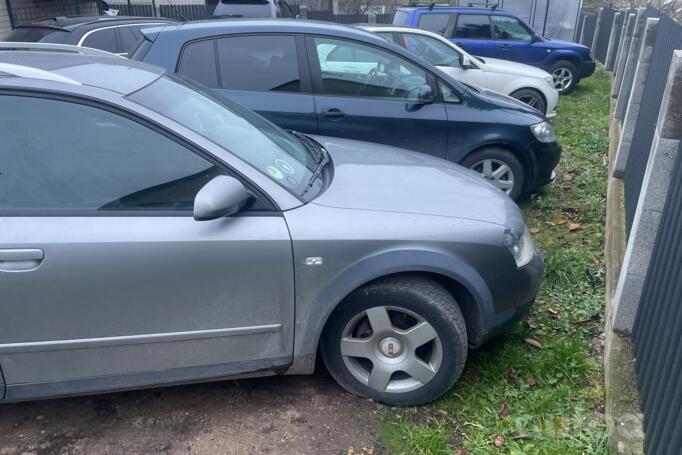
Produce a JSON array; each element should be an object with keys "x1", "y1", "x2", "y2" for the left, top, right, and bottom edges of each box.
[
  {"x1": 499, "y1": 44, "x2": 512, "y2": 49},
  {"x1": 0, "y1": 248, "x2": 44, "y2": 271},
  {"x1": 320, "y1": 109, "x2": 345, "y2": 120}
]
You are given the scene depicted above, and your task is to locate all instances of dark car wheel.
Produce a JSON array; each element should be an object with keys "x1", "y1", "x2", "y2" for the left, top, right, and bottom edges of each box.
[
  {"x1": 510, "y1": 88, "x2": 547, "y2": 114},
  {"x1": 461, "y1": 147, "x2": 525, "y2": 200},
  {"x1": 550, "y1": 60, "x2": 578, "y2": 95},
  {"x1": 320, "y1": 276, "x2": 467, "y2": 407}
]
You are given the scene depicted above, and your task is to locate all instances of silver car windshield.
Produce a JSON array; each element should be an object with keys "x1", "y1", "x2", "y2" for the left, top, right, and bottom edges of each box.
[{"x1": 128, "y1": 74, "x2": 317, "y2": 195}]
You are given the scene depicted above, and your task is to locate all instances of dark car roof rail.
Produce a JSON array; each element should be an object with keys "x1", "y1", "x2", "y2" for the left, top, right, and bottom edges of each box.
[
  {"x1": 0, "y1": 42, "x2": 124, "y2": 58},
  {"x1": 406, "y1": 2, "x2": 500, "y2": 10}
]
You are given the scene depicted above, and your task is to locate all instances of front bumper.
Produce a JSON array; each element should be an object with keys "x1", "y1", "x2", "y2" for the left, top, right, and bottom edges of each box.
[
  {"x1": 525, "y1": 140, "x2": 562, "y2": 191},
  {"x1": 477, "y1": 249, "x2": 544, "y2": 345},
  {"x1": 578, "y1": 59, "x2": 597, "y2": 79}
]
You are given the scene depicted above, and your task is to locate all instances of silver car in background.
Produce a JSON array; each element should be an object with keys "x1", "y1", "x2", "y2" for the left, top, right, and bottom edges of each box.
[{"x1": 0, "y1": 46, "x2": 542, "y2": 406}]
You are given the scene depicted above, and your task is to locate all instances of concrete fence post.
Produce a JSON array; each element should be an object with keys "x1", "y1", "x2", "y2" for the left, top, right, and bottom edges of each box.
[
  {"x1": 612, "y1": 50, "x2": 682, "y2": 334},
  {"x1": 605, "y1": 12, "x2": 624, "y2": 71},
  {"x1": 612, "y1": 13, "x2": 637, "y2": 97},
  {"x1": 615, "y1": 10, "x2": 648, "y2": 119},
  {"x1": 579, "y1": 15, "x2": 590, "y2": 45},
  {"x1": 299, "y1": 4, "x2": 307, "y2": 19},
  {"x1": 613, "y1": 18, "x2": 660, "y2": 179},
  {"x1": 613, "y1": 11, "x2": 633, "y2": 79},
  {"x1": 592, "y1": 8, "x2": 604, "y2": 54}
]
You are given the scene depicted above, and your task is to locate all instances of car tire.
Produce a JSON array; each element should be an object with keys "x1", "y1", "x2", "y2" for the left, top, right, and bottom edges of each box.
[
  {"x1": 320, "y1": 275, "x2": 467, "y2": 407},
  {"x1": 510, "y1": 88, "x2": 547, "y2": 115},
  {"x1": 461, "y1": 147, "x2": 525, "y2": 200},
  {"x1": 550, "y1": 60, "x2": 578, "y2": 95}
]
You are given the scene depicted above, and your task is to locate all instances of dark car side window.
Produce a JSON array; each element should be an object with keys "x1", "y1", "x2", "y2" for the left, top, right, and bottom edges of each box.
[
  {"x1": 177, "y1": 39, "x2": 219, "y2": 88},
  {"x1": 491, "y1": 15, "x2": 534, "y2": 42},
  {"x1": 454, "y1": 14, "x2": 492, "y2": 39},
  {"x1": 80, "y1": 28, "x2": 119, "y2": 53},
  {"x1": 0, "y1": 95, "x2": 222, "y2": 213},
  {"x1": 216, "y1": 35, "x2": 301, "y2": 92},
  {"x1": 417, "y1": 13, "x2": 451, "y2": 35},
  {"x1": 118, "y1": 25, "x2": 150, "y2": 54}
]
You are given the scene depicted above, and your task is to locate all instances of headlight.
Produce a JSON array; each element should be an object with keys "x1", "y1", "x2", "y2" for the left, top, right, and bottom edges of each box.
[
  {"x1": 531, "y1": 121, "x2": 556, "y2": 143},
  {"x1": 509, "y1": 227, "x2": 535, "y2": 268}
]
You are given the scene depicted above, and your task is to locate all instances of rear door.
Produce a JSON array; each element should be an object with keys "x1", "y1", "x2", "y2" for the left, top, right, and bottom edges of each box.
[
  {"x1": 0, "y1": 93, "x2": 294, "y2": 400},
  {"x1": 176, "y1": 34, "x2": 318, "y2": 134},
  {"x1": 307, "y1": 36, "x2": 448, "y2": 158},
  {"x1": 449, "y1": 13, "x2": 495, "y2": 58}
]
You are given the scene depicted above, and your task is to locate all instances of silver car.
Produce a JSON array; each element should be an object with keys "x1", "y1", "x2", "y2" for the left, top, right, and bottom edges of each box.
[{"x1": 0, "y1": 45, "x2": 543, "y2": 406}]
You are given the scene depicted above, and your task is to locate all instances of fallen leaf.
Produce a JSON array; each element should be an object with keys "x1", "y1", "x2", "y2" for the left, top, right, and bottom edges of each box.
[
  {"x1": 498, "y1": 403, "x2": 510, "y2": 419},
  {"x1": 529, "y1": 227, "x2": 541, "y2": 234},
  {"x1": 454, "y1": 449, "x2": 471, "y2": 455},
  {"x1": 562, "y1": 174, "x2": 573, "y2": 182},
  {"x1": 467, "y1": 370, "x2": 481, "y2": 383},
  {"x1": 568, "y1": 223, "x2": 582, "y2": 232},
  {"x1": 552, "y1": 217, "x2": 567, "y2": 225},
  {"x1": 592, "y1": 254, "x2": 602, "y2": 267},
  {"x1": 569, "y1": 395, "x2": 578, "y2": 401},
  {"x1": 525, "y1": 319, "x2": 538, "y2": 329},
  {"x1": 493, "y1": 435, "x2": 505, "y2": 448},
  {"x1": 547, "y1": 308, "x2": 561, "y2": 319},
  {"x1": 511, "y1": 434, "x2": 531, "y2": 441},
  {"x1": 524, "y1": 338, "x2": 544, "y2": 349},
  {"x1": 525, "y1": 377, "x2": 536, "y2": 387},
  {"x1": 502, "y1": 366, "x2": 520, "y2": 385},
  {"x1": 577, "y1": 313, "x2": 601, "y2": 324}
]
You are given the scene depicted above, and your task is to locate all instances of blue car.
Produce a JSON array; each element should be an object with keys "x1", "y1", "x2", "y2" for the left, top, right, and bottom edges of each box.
[
  {"x1": 131, "y1": 19, "x2": 561, "y2": 200},
  {"x1": 393, "y1": 5, "x2": 596, "y2": 94}
]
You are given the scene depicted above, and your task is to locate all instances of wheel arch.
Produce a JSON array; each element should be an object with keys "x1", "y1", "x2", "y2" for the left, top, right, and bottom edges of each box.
[
  {"x1": 293, "y1": 249, "x2": 496, "y2": 371},
  {"x1": 509, "y1": 86, "x2": 547, "y2": 113}
]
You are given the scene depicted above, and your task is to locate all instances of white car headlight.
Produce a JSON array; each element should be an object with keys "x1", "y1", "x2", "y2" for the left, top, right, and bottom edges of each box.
[
  {"x1": 531, "y1": 121, "x2": 556, "y2": 143},
  {"x1": 509, "y1": 227, "x2": 535, "y2": 268}
]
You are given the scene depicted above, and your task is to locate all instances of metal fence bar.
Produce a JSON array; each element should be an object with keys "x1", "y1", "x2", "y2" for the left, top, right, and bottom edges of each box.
[{"x1": 623, "y1": 13, "x2": 682, "y2": 233}]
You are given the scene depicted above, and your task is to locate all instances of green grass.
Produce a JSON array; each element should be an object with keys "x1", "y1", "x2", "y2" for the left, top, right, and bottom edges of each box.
[{"x1": 378, "y1": 68, "x2": 611, "y2": 455}]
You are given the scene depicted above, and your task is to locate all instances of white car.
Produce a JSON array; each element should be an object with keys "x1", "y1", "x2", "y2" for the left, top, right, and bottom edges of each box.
[{"x1": 362, "y1": 25, "x2": 559, "y2": 118}]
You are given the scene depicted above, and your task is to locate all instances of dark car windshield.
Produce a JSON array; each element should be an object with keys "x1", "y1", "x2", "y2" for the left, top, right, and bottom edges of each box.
[{"x1": 129, "y1": 74, "x2": 318, "y2": 196}]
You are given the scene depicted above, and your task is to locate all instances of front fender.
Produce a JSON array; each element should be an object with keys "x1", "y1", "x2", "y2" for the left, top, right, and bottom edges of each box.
[{"x1": 293, "y1": 248, "x2": 495, "y2": 361}]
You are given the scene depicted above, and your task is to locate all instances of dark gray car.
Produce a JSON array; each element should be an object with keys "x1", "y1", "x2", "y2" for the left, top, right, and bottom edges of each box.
[{"x1": 0, "y1": 45, "x2": 542, "y2": 406}]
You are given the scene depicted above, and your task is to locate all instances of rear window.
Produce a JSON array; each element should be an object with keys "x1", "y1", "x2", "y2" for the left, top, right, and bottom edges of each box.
[
  {"x1": 393, "y1": 10, "x2": 409, "y2": 25},
  {"x1": 5, "y1": 27, "x2": 65, "y2": 43},
  {"x1": 417, "y1": 13, "x2": 450, "y2": 35}
]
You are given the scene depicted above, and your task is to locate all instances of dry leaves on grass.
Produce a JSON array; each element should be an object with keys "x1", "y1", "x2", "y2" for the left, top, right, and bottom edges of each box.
[
  {"x1": 552, "y1": 217, "x2": 567, "y2": 225},
  {"x1": 568, "y1": 223, "x2": 583, "y2": 232},
  {"x1": 530, "y1": 227, "x2": 541, "y2": 234},
  {"x1": 493, "y1": 435, "x2": 505, "y2": 448},
  {"x1": 503, "y1": 366, "x2": 520, "y2": 385},
  {"x1": 525, "y1": 377, "x2": 536, "y2": 387},
  {"x1": 592, "y1": 254, "x2": 602, "y2": 267},
  {"x1": 524, "y1": 338, "x2": 544, "y2": 349},
  {"x1": 498, "y1": 403, "x2": 510, "y2": 419},
  {"x1": 547, "y1": 308, "x2": 561, "y2": 319}
]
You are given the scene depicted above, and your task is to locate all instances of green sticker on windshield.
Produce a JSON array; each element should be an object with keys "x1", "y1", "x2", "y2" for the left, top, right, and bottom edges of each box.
[{"x1": 267, "y1": 165, "x2": 284, "y2": 180}]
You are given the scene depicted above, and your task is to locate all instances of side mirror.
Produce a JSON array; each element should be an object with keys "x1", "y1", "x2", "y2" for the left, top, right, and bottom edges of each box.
[
  {"x1": 461, "y1": 54, "x2": 473, "y2": 69},
  {"x1": 417, "y1": 84, "x2": 435, "y2": 104},
  {"x1": 193, "y1": 175, "x2": 251, "y2": 221}
]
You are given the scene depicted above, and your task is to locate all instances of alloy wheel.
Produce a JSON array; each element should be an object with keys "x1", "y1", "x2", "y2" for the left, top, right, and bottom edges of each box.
[
  {"x1": 340, "y1": 306, "x2": 443, "y2": 394},
  {"x1": 517, "y1": 94, "x2": 541, "y2": 110},
  {"x1": 552, "y1": 67, "x2": 574, "y2": 92},
  {"x1": 469, "y1": 158, "x2": 515, "y2": 194}
]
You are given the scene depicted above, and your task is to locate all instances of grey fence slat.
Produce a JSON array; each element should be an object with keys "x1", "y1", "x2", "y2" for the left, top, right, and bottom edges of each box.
[
  {"x1": 593, "y1": 6, "x2": 615, "y2": 63},
  {"x1": 159, "y1": 4, "x2": 214, "y2": 20},
  {"x1": 108, "y1": 3, "x2": 155, "y2": 17},
  {"x1": 623, "y1": 12, "x2": 682, "y2": 233},
  {"x1": 632, "y1": 139, "x2": 682, "y2": 455},
  {"x1": 580, "y1": 14, "x2": 597, "y2": 47}
]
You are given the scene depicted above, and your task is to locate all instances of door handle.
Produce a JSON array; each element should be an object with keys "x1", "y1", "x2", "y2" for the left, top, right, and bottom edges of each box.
[
  {"x1": 0, "y1": 249, "x2": 44, "y2": 271},
  {"x1": 320, "y1": 109, "x2": 345, "y2": 120},
  {"x1": 499, "y1": 44, "x2": 512, "y2": 49}
]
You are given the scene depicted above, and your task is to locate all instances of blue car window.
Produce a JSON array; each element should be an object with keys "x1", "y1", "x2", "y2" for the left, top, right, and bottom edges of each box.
[
  {"x1": 401, "y1": 33, "x2": 461, "y2": 69},
  {"x1": 454, "y1": 14, "x2": 491, "y2": 39},
  {"x1": 178, "y1": 39, "x2": 219, "y2": 88},
  {"x1": 491, "y1": 16, "x2": 533, "y2": 42},
  {"x1": 417, "y1": 13, "x2": 451, "y2": 35},
  {"x1": 314, "y1": 37, "x2": 428, "y2": 101}
]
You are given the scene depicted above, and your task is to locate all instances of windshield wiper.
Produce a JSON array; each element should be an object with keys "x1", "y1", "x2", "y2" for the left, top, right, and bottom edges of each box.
[
  {"x1": 302, "y1": 151, "x2": 329, "y2": 196},
  {"x1": 289, "y1": 130, "x2": 326, "y2": 164}
]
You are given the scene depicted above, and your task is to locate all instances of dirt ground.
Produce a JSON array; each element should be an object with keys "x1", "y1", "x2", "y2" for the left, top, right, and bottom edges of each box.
[{"x1": 0, "y1": 369, "x2": 386, "y2": 455}]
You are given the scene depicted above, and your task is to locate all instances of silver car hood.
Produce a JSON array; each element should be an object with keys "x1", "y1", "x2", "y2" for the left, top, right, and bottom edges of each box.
[{"x1": 309, "y1": 135, "x2": 525, "y2": 231}]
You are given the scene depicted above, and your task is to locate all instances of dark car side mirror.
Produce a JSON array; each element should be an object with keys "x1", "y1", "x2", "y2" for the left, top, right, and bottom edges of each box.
[
  {"x1": 417, "y1": 84, "x2": 435, "y2": 104},
  {"x1": 193, "y1": 175, "x2": 252, "y2": 221}
]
